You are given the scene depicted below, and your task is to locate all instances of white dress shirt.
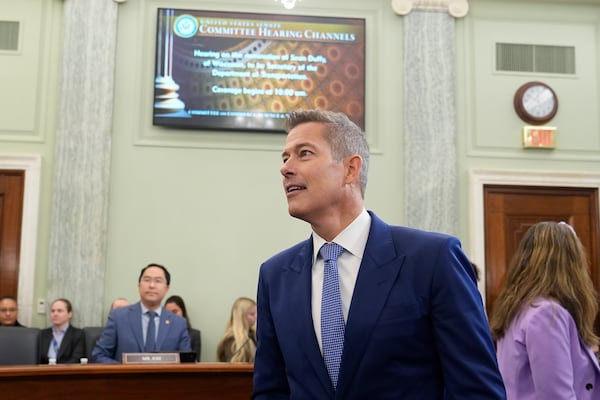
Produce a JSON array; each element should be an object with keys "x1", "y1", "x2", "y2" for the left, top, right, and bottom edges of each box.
[{"x1": 311, "y1": 208, "x2": 371, "y2": 352}]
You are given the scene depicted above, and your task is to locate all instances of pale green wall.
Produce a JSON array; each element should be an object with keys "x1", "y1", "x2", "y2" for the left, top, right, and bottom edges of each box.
[
  {"x1": 105, "y1": 0, "x2": 404, "y2": 362},
  {"x1": 1, "y1": 0, "x2": 600, "y2": 362},
  {"x1": 455, "y1": 0, "x2": 600, "y2": 247},
  {"x1": 0, "y1": 0, "x2": 62, "y2": 328}
]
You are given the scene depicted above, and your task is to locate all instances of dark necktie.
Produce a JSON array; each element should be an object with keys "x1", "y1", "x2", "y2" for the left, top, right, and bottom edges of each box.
[
  {"x1": 320, "y1": 242, "x2": 345, "y2": 389},
  {"x1": 145, "y1": 311, "x2": 157, "y2": 352}
]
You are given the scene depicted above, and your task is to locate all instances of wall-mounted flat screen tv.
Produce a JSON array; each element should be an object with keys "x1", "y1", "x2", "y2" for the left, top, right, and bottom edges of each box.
[{"x1": 153, "y1": 8, "x2": 365, "y2": 132}]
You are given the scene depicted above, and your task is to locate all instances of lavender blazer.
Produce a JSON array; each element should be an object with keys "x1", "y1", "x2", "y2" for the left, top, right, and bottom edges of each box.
[{"x1": 497, "y1": 298, "x2": 600, "y2": 399}]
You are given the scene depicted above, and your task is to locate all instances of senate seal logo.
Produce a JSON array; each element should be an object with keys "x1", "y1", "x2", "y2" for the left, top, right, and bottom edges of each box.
[{"x1": 173, "y1": 15, "x2": 198, "y2": 38}]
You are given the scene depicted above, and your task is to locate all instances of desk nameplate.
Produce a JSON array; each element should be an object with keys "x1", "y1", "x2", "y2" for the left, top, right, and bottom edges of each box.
[{"x1": 122, "y1": 352, "x2": 180, "y2": 364}]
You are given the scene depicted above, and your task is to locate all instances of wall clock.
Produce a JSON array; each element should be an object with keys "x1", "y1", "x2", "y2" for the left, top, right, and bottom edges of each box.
[{"x1": 513, "y1": 81, "x2": 558, "y2": 125}]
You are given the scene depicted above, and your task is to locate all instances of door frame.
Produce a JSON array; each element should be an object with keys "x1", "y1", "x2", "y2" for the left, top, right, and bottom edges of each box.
[
  {"x1": 0, "y1": 154, "x2": 41, "y2": 325},
  {"x1": 468, "y1": 168, "x2": 600, "y2": 306}
]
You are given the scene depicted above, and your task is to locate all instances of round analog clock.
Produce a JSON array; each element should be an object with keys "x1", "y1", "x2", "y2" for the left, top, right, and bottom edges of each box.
[{"x1": 513, "y1": 81, "x2": 558, "y2": 125}]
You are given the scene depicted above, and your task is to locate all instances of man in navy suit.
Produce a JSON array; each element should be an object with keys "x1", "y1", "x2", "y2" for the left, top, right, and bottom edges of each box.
[
  {"x1": 252, "y1": 110, "x2": 506, "y2": 399},
  {"x1": 92, "y1": 263, "x2": 191, "y2": 363}
]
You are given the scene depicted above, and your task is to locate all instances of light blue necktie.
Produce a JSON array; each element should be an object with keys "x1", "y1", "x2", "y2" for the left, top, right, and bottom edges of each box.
[
  {"x1": 145, "y1": 311, "x2": 157, "y2": 352},
  {"x1": 48, "y1": 331, "x2": 60, "y2": 359},
  {"x1": 52, "y1": 337, "x2": 58, "y2": 354},
  {"x1": 320, "y1": 242, "x2": 345, "y2": 389}
]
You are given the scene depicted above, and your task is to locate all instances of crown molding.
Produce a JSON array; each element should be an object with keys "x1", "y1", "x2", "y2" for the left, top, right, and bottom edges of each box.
[{"x1": 391, "y1": 0, "x2": 469, "y2": 18}]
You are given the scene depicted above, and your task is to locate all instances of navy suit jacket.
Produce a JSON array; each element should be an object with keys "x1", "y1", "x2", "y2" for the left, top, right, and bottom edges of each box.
[
  {"x1": 91, "y1": 302, "x2": 191, "y2": 363},
  {"x1": 253, "y1": 212, "x2": 506, "y2": 399},
  {"x1": 39, "y1": 325, "x2": 86, "y2": 364}
]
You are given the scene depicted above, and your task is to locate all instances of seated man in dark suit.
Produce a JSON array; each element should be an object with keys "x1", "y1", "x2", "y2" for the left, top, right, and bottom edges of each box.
[
  {"x1": 92, "y1": 263, "x2": 191, "y2": 363},
  {"x1": 40, "y1": 298, "x2": 86, "y2": 364}
]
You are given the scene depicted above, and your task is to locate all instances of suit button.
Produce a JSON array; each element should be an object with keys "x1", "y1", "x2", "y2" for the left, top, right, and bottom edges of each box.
[{"x1": 585, "y1": 383, "x2": 593, "y2": 391}]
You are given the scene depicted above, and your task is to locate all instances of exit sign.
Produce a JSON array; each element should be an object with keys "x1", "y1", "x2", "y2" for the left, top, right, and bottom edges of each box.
[{"x1": 522, "y1": 126, "x2": 556, "y2": 149}]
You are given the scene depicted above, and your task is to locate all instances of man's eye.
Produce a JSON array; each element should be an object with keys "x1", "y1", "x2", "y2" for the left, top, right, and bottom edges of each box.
[{"x1": 300, "y1": 150, "x2": 312, "y2": 157}]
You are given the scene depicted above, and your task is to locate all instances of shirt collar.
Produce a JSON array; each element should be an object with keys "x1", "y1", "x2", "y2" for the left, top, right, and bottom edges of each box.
[
  {"x1": 53, "y1": 323, "x2": 70, "y2": 335},
  {"x1": 312, "y1": 208, "x2": 371, "y2": 262},
  {"x1": 140, "y1": 303, "x2": 162, "y2": 317}
]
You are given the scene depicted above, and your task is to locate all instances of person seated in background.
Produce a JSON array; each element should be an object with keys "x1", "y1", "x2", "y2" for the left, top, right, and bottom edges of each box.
[
  {"x1": 91, "y1": 263, "x2": 191, "y2": 363},
  {"x1": 216, "y1": 297, "x2": 257, "y2": 363},
  {"x1": 110, "y1": 297, "x2": 130, "y2": 310},
  {"x1": 491, "y1": 221, "x2": 600, "y2": 399},
  {"x1": 165, "y1": 295, "x2": 201, "y2": 361},
  {"x1": 40, "y1": 298, "x2": 85, "y2": 364},
  {"x1": 0, "y1": 296, "x2": 25, "y2": 327}
]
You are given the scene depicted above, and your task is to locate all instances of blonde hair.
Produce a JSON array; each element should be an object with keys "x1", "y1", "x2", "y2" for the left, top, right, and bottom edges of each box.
[
  {"x1": 216, "y1": 297, "x2": 257, "y2": 362},
  {"x1": 490, "y1": 221, "x2": 599, "y2": 347}
]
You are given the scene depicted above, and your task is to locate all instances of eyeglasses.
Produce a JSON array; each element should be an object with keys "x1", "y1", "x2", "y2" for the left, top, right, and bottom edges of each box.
[
  {"x1": 141, "y1": 277, "x2": 166, "y2": 285},
  {"x1": 0, "y1": 308, "x2": 17, "y2": 313}
]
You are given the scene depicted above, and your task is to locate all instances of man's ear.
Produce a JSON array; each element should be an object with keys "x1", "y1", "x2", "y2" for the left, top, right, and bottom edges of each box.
[{"x1": 344, "y1": 155, "x2": 362, "y2": 184}]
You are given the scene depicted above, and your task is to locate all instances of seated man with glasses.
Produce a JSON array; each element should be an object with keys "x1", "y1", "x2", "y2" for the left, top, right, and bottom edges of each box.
[
  {"x1": 0, "y1": 296, "x2": 25, "y2": 327},
  {"x1": 91, "y1": 263, "x2": 191, "y2": 363}
]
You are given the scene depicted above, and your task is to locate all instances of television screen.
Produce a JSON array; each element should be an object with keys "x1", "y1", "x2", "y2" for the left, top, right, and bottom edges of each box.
[{"x1": 153, "y1": 8, "x2": 365, "y2": 132}]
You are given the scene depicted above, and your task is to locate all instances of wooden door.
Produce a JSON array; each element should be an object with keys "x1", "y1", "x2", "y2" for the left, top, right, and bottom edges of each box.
[
  {"x1": 0, "y1": 170, "x2": 25, "y2": 297},
  {"x1": 484, "y1": 185, "x2": 600, "y2": 323}
]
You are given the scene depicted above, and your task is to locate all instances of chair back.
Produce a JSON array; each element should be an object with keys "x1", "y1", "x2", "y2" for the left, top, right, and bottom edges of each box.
[
  {"x1": 83, "y1": 326, "x2": 104, "y2": 359},
  {"x1": 190, "y1": 328, "x2": 202, "y2": 361},
  {"x1": 0, "y1": 327, "x2": 41, "y2": 365}
]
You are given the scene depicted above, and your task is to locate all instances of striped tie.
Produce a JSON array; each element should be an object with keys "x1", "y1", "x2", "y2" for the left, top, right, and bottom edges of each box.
[{"x1": 320, "y1": 242, "x2": 345, "y2": 389}]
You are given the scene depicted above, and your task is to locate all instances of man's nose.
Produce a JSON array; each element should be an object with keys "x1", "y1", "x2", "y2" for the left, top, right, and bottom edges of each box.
[{"x1": 280, "y1": 159, "x2": 294, "y2": 176}]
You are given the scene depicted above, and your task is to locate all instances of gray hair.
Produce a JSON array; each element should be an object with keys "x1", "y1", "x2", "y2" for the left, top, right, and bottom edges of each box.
[{"x1": 285, "y1": 109, "x2": 370, "y2": 197}]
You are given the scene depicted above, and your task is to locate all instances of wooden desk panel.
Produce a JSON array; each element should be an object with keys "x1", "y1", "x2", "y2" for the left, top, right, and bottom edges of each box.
[{"x1": 0, "y1": 363, "x2": 253, "y2": 400}]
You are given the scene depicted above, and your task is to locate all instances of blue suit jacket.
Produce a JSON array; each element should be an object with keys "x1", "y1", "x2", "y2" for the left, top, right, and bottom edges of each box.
[
  {"x1": 91, "y1": 302, "x2": 191, "y2": 363},
  {"x1": 253, "y1": 212, "x2": 506, "y2": 399}
]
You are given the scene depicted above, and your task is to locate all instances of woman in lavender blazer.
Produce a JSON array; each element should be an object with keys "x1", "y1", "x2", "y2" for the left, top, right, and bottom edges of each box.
[{"x1": 491, "y1": 221, "x2": 600, "y2": 400}]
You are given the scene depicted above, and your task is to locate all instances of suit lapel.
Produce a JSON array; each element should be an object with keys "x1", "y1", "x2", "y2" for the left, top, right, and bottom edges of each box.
[
  {"x1": 156, "y1": 311, "x2": 172, "y2": 350},
  {"x1": 585, "y1": 345, "x2": 600, "y2": 374},
  {"x1": 286, "y1": 239, "x2": 335, "y2": 396},
  {"x1": 282, "y1": 215, "x2": 406, "y2": 396},
  {"x1": 337, "y1": 213, "x2": 404, "y2": 395},
  {"x1": 128, "y1": 303, "x2": 144, "y2": 351},
  {"x1": 56, "y1": 327, "x2": 72, "y2": 360}
]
